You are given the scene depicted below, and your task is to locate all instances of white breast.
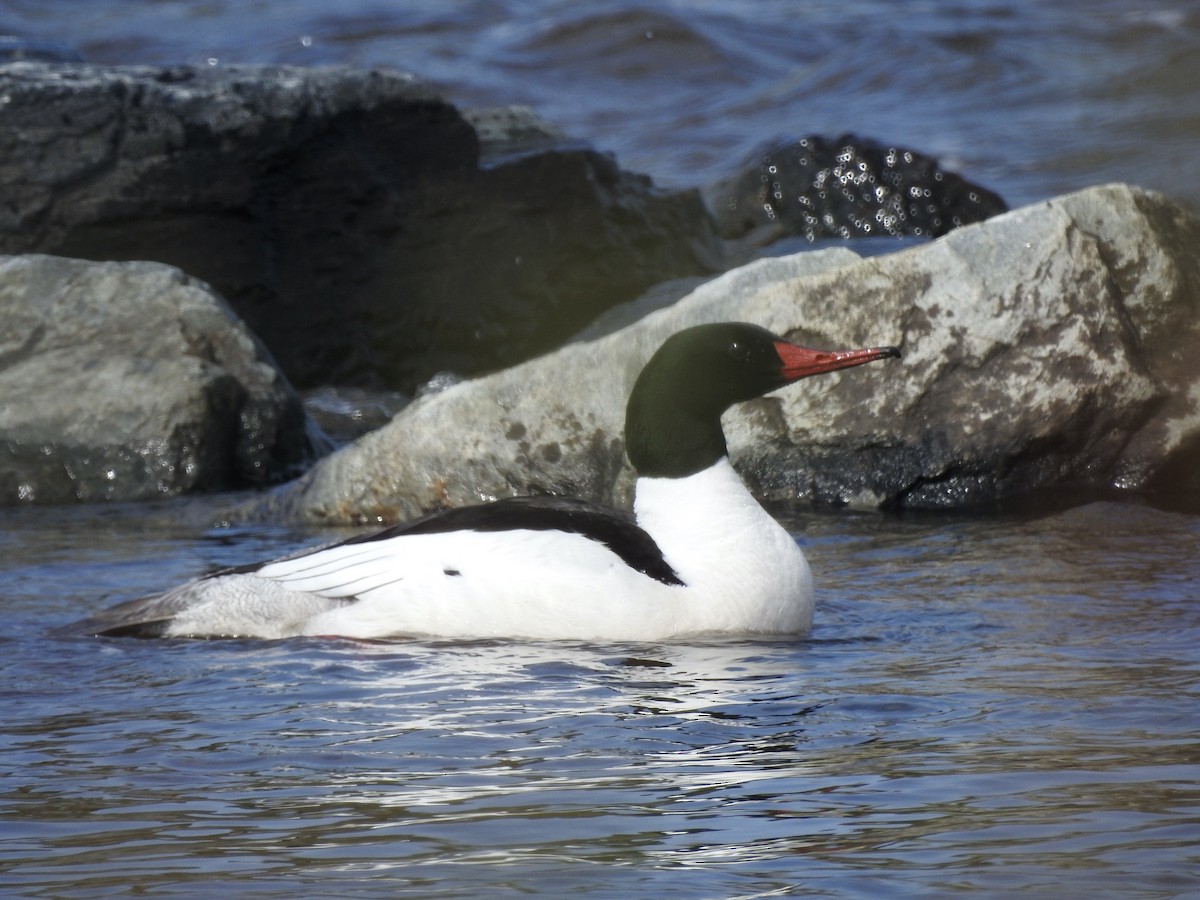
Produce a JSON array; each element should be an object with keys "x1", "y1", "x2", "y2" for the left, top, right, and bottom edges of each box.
[{"x1": 633, "y1": 458, "x2": 814, "y2": 635}]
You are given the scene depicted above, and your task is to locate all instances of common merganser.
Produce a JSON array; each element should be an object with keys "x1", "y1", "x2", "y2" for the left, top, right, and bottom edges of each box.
[{"x1": 65, "y1": 323, "x2": 898, "y2": 641}]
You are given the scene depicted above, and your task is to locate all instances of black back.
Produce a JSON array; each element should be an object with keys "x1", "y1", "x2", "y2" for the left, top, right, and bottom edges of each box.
[{"x1": 340, "y1": 495, "x2": 684, "y2": 586}]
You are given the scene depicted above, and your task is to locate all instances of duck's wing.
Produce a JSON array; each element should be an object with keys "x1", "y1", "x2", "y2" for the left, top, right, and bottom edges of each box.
[
  {"x1": 57, "y1": 496, "x2": 681, "y2": 639},
  {"x1": 56, "y1": 569, "x2": 356, "y2": 640},
  {"x1": 342, "y1": 496, "x2": 683, "y2": 586},
  {"x1": 242, "y1": 495, "x2": 682, "y2": 597}
]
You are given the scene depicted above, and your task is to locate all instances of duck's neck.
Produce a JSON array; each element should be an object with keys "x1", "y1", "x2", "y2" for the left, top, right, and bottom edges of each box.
[
  {"x1": 624, "y1": 401, "x2": 728, "y2": 479},
  {"x1": 634, "y1": 458, "x2": 756, "y2": 526}
]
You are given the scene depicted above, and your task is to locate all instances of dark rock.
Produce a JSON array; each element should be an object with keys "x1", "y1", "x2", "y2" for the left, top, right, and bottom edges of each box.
[
  {"x1": 356, "y1": 144, "x2": 724, "y2": 388},
  {"x1": 0, "y1": 256, "x2": 318, "y2": 504},
  {"x1": 461, "y1": 105, "x2": 572, "y2": 164},
  {"x1": 0, "y1": 61, "x2": 723, "y2": 393},
  {"x1": 239, "y1": 184, "x2": 1200, "y2": 523},
  {"x1": 707, "y1": 133, "x2": 1007, "y2": 243}
]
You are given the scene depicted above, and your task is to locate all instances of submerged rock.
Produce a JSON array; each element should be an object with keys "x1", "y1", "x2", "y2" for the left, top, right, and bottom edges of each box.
[
  {"x1": 707, "y1": 133, "x2": 1007, "y2": 243},
  {"x1": 0, "y1": 61, "x2": 722, "y2": 393},
  {"x1": 242, "y1": 184, "x2": 1200, "y2": 522},
  {"x1": 0, "y1": 256, "x2": 317, "y2": 504}
]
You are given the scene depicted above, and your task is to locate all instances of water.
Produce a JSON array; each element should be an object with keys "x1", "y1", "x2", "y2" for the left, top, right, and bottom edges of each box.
[
  {"x1": 2, "y1": 1, "x2": 1199, "y2": 210},
  {"x1": 3, "y1": 1, "x2": 1200, "y2": 894},
  {"x1": 3, "y1": 498, "x2": 1198, "y2": 896}
]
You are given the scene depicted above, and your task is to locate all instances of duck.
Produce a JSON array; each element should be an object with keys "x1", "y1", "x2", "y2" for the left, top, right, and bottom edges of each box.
[{"x1": 64, "y1": 322, "x2": 899, "y2": 642}]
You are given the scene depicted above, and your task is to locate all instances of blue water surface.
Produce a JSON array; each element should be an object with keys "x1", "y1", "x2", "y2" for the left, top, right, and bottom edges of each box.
[
  {"x1": 2, "y1": 1, "x2": 1200, "y2": 894},
  {"x1": 2, "y1": 498, "x2": 1198, "y2": 896},
  {"x1": 3, "y1": 0, "x2": 1199, "y2": 208}
]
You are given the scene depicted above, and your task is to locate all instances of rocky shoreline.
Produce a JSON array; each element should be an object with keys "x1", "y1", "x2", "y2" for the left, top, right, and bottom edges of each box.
[
  {"x1": 2, "y1": 61, "x2": 1197, "y2": 514},
  {"x1": 238, "y1": 184, "x2": 1200, "y2": 522}
]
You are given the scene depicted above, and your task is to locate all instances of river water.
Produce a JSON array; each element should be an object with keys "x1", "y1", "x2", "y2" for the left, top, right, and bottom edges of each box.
[
  {"x1": 2, "y1": 0, "x2": 1200, "y2": 896},
  {"x1": 3, "y1": 496, "x2": 1199, "y2": 896},
  {"x1": 4, "y1": 0, "x2": 1200, "y2": 209}
]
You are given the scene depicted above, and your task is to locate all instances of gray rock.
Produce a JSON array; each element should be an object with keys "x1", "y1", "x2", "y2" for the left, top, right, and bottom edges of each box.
[
  {"x1": 240, "y1": 245, "x2": 865, "y2": 524},
  {"x1": 0, "y1": 256, "x2": 316, "y2": 503},
  {"x1": 735, "y1": 182, "x2": 1197, "y2": 507},
  {"x1": 0, "y1": 61, "x2": 722, "y2": 392},
  {"x1": 242, "y1": 184, "x2": 1200, "y2": 522}
]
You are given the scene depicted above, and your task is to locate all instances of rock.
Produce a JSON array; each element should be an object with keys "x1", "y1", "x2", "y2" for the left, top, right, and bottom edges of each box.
[
  {"x1": 0, "y1": 61, "x2": 722, "y2": 393},
  {"x1": 461, "y1": 105, "x2": 571, "y2": 163},
  {"x1": 0, "y1": 255, "x2": 317, "y2": 504},
  {"x1": 706, "y1": 133, "x2": 1007, "y2": 243},
  {"x1": 241, "y1": 184, "x2": 1200, "y2": 523},
  {"x1": 240, "y1": 246, "x2": 864, "y2": 524},
  {"x1": 728, "y1": 183, "x2": 1197, "y2": 507}
]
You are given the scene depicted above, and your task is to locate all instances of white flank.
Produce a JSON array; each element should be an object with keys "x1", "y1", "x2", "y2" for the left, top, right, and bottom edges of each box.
[{"x1": 159, "y1": 459, "x2": 813, "y2": 641}]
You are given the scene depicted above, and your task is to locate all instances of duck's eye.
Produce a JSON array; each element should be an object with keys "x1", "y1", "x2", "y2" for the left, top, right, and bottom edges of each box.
[{"x1": 727, "y1": 340, "x2": 742, "y2": 356}]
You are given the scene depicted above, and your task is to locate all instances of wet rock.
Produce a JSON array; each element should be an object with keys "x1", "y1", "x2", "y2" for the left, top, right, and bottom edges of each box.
[
  {"x1": 0, "y1": 61, "x2": 722, "y2": 393},
  {"x1": 0, "y1": 256, "x2": 317, "y2": 504},
  {"x1": 707, "y1": 133, "x2": 1007, "y2": 243},
  {"x1": 461, "y1": 105, "x2": 571, "y2": 163},
  {"x1": 241, "y1": 184, "x2": 1200, "y2": 522}
]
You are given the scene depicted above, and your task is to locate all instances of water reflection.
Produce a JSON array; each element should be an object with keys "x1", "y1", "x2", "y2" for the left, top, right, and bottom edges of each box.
[{"x1": 2, "y1": 499, "x2": 1198, "y2": 894}]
